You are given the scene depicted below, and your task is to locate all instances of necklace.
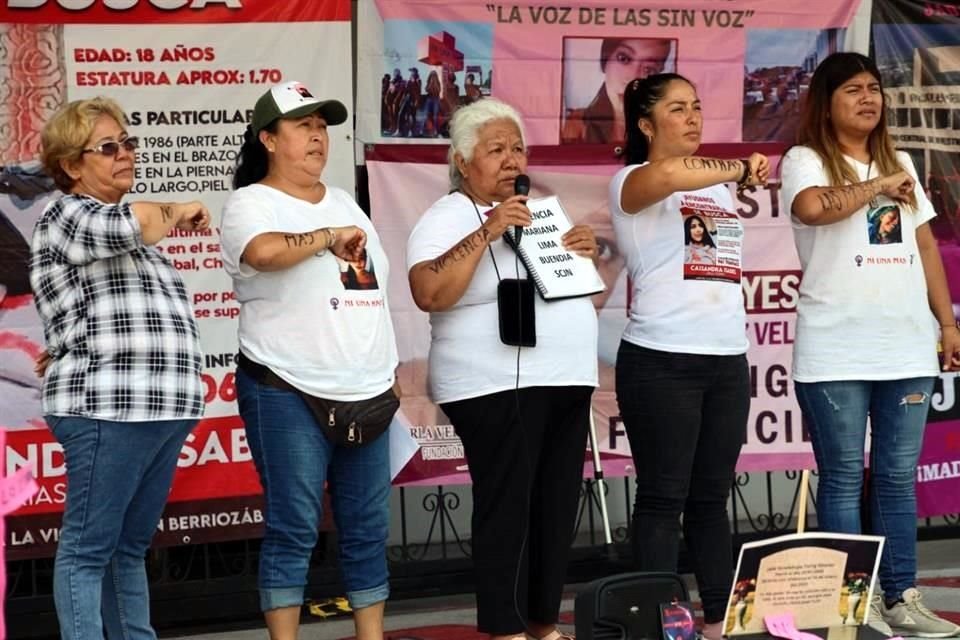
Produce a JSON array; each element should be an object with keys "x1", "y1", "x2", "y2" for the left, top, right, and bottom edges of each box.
[
  {"x1": 463, "y1": 190, "x2": 502, "y2": 281},
  {"x1": 865, "y1": 160, "x2": 879, "y2": 209}
]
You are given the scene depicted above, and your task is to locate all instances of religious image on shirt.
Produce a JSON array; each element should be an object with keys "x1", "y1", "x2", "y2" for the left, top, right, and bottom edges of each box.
[
  {"x1": 867, "y1": 204, "x2": 903, "y2": 245},
  {"x1": 680, "y1": 198, "x2": 742, "y2": 283},
  {"x1": 336, "y1": 250, "x2": 380, "y2": 290}
]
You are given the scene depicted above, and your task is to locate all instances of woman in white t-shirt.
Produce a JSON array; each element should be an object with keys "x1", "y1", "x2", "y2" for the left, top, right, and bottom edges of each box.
[
  {"x1": 608, "y1": 73, "x2": 768, "y2": 640},
  {"x1": 780, "y1": 52, "x2": 960, "y2": 638},
  {"x1": 407, "y1": 98, "x2": 598, "y2": 640},
  {"x1": 220, "y1": 81, "x2": 399, "y2": 640}
]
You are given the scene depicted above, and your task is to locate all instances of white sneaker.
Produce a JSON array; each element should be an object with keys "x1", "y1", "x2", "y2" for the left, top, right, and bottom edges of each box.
[
  {"x1": 866, "y1": 593, "x2": 893, "y2": 637},
  {"x1": 883, "y1": 587, "x2": 960, "y2": 638}
]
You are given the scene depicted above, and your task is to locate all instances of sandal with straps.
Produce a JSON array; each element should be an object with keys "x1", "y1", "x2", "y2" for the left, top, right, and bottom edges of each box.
[{"x1": 527, "y1": 631, "x2": 575, "y2": 640}]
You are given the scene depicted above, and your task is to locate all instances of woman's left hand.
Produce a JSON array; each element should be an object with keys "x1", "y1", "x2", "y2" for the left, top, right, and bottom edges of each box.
[
  {"x1": 562, "y1": 224, "x2": 599, "y2": 260},
  {"x1": 745, "y1": 153, "x2": 770, "y2": 186},
  {"x1": 329, "y1": 225, "x2": 367, "y2": 262},
  {"x1": 34, "y1": 350, "x2": 51, "y2": 378},
  {"x1": 942, "y1": 326, "x2": 960, "y2": 372},
  {"x1": 174, "y1": 201, "x2": 211, "y2": 231}
]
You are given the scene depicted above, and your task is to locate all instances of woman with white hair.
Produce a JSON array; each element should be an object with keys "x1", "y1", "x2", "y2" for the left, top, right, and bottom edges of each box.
[{"x1": 407, "y1": 98, "x2": 599, "y2": 640}]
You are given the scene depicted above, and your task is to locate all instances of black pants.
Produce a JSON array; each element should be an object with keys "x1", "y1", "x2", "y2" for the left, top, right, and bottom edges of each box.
[
  {"x1": 442, "y1": 385, "x2": 593, "y2": 634},
  {"x1": 615, "y1": 341, "x2": 749, "y2": 623}
]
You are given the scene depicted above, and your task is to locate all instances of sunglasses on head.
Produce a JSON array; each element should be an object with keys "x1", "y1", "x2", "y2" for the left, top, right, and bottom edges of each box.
[{"x1": 82, "y1": 136, "x2": 140, "y2": 157}]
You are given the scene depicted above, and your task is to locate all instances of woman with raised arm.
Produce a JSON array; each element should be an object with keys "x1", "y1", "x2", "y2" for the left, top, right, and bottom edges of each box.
[
  {"x1": 30, "y1": 96, "x2": 209, "y2": 640},
  {"x1": 780, "y1": 52, "x2": 960, "y2": 638},
  {"x1": 220, "y1": 81, "x2": 399, "y2": 640},
  {"x1": 609, "y1": 73, "x2": 768, "y2": 640}
]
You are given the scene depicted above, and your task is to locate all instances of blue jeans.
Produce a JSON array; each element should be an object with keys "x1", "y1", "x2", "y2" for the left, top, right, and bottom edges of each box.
[
  {"x1": 795, "y1": 378, "x2": 935, "y2": 601},
  {"x1": 47, "y1": 416, "x2": 196, "y2": 640},
  {"x1": 236, "y1": 368, "x2": 391, "y2": 612}
]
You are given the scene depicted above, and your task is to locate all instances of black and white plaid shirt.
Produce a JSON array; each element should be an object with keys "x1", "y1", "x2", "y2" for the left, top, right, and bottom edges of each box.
[{"x1": 30, "y1": 194, "x2": 204, "y2": 421}]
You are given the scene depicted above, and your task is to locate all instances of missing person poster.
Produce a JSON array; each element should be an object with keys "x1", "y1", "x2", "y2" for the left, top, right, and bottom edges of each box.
[{"x1": 0, "y1": 0, "x2": 353, "y2": 558}]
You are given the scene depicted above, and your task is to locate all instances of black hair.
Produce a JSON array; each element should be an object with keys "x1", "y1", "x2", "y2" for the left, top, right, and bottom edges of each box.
[
  {"x1": 233, "y1": 121, "x2": 278, "y2": 189},
  {"x1": 794, "y1": 52, "x2": 915, "y2": 208},
  {"x1": 622, "y1": 72, "x2": 691, "y2": 165},
  {"x1": 683, "y1": 214, "x2": 716, "y2": 248}
]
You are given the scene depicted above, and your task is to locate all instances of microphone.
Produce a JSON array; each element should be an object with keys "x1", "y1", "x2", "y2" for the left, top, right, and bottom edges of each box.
[{"x1": 514, "y1": 174, "x2": 530, "y2": 243}]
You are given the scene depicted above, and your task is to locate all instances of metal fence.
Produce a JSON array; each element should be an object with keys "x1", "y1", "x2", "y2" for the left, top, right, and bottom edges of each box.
[{"x1": 8, "y1": 472, "x2": 959, "y2": 639}]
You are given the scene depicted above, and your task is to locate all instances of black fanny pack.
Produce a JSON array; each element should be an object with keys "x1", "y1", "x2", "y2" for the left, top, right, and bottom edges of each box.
[{"x1": 237, "y1": 352, "x2": 399, "y2": 447}]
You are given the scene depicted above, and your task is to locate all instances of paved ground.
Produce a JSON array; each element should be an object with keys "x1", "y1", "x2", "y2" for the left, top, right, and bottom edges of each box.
[{"x1": 169, "y1": 540, "x2": 960, "y2": 640}]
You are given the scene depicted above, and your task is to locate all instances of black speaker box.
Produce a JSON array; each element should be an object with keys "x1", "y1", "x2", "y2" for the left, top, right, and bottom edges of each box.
[{"x1": 575, "y1": 572, "x2": 690, "y2": 640}]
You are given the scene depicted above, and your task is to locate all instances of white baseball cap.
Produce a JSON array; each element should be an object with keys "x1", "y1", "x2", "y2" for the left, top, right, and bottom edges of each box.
[{"x1": 251, "y1": 81, "x2": 348, "y2": 134}]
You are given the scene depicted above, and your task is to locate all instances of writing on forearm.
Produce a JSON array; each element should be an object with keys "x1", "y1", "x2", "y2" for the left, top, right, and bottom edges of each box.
[
  {"x1": 816, "y1": 179, "x2": 882, "y2": 212},
  {"x1": 283, "y1": 232, "x2": 317, "y2": 248},
  {"x1": 427, "y1": 227, "x2": 491, "y2": 274},
  {"x1": 682, "y1": 157, "x2": 742, "y2": 173},
  {"x1": 160, "y1": 205, "x2": 174, "y2": 223}
]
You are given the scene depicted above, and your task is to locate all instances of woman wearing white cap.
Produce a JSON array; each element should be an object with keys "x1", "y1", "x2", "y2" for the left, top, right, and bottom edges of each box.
[{"x1": 220, "y1": 81, "x2": 400, "y2": 640}]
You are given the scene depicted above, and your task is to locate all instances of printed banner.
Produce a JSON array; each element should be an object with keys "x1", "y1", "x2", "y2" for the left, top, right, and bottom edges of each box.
[
  {"x1": 871, "y1": 0, "x2": 960, "y2": 517},
  {"x1": 358, "y1": 0, "x2": 868, "y2": 482},
  {"x1": 370, "y1": 150, "x2": 810, "y2": 486},
  {"x1": 0, "y1": 0, "x2": 354, "y2": 558},
  {"x1": 356, "y1": 0, "x2": 866, "y2": 148},
  {"x1": 371, "y1": 159, "x2": 960, "y2": 514},
  {"x1": 360, "y1": 0, "x2": 959, "y2": 519},
  {"x1": 0, "y1": 427, "x2": 38, "y2": 639}
]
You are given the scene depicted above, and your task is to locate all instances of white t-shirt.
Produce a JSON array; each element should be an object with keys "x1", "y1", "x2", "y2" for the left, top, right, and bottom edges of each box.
[
  {"x1": 406, "y1": 192, "x2": 598, "y2": 404},
  {"x1": 608, "y1": 164, "x2": 748, "y2": 355},
  {"x1": 780, "y1": 146, "x2": 939, "y2": 382},
  {"x1": 220, "y1": 183, "x2": 398, "y2": 401}
]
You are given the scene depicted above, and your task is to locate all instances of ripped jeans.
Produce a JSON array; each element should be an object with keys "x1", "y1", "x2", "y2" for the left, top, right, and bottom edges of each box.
[{"x1": 795, "y1": 377, "x2": 935, "y2": 601}]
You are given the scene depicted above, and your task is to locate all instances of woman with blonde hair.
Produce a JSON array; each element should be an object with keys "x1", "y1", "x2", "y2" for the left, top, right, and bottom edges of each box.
[
  {"x1": 31, "y1": 96, "x2": 209, "y2": 640},
  {"x1": 781, "y1": 51, "x2": 960, "y2": 638}
]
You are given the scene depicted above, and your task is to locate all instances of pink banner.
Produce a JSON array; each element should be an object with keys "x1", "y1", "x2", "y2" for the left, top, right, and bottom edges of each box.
[
  {"x1": 917, "y1": 419, "x2": 960, "y2": 519},
  {"x1": 369, "y1": 153, "x2": 960, "y2": 515},
  {"x1": 356, "y1": 0, "x2": 864, "y2": 148},
  {"x1": 368, "y1": 147, "x2": 811, "y2": 485},
  {"x1": 919, "y1": 371, "x2": 960, "y2": 518},
  {"x1": 355, "y1": 0, "x2": 865, "y2": 478},
  {"x1": 359, "y1": 0, "x2": 960, "y2": 519},
  {"x1": 0, "y1": 428, "x2": 39, "y2": 637}
]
